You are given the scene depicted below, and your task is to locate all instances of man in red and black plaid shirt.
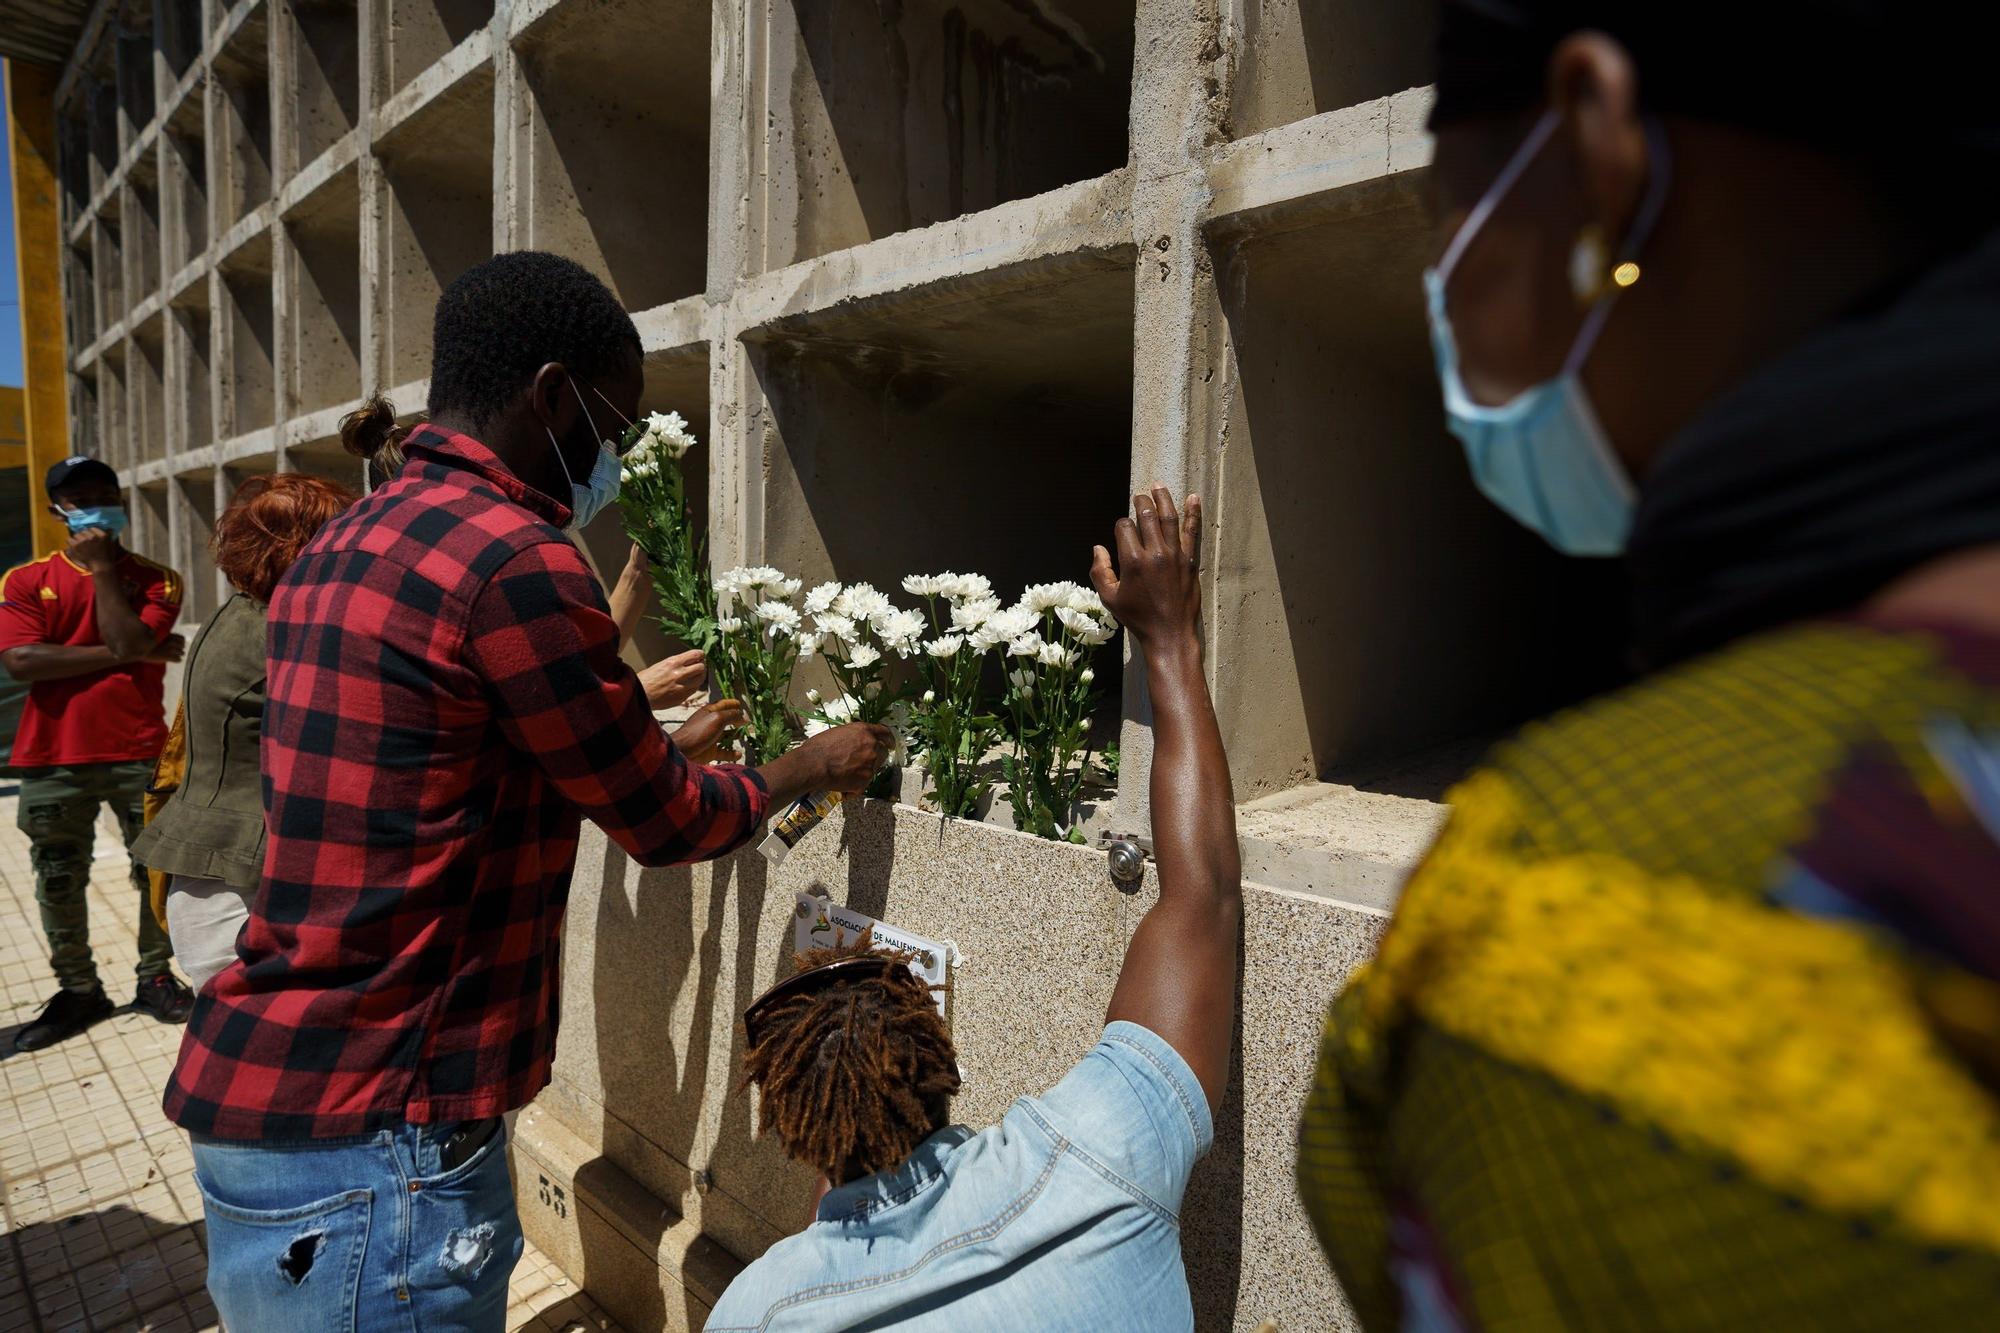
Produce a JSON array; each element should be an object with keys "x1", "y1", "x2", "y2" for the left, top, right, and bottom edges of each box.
[{"x1": 166, "y1": 253, "x2": 889, "y2": 1329}]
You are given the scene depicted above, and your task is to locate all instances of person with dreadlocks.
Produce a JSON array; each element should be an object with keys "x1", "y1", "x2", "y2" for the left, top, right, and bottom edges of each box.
[
  {"x1": 163, "y1": 251, "x2": 893, "y2": 1331},
  {"x1": 708, "y1": 485, "x2": 1237, "y2": 1332}
]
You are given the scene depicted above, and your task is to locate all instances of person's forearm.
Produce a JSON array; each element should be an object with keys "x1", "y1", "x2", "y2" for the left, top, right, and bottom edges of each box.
[
  {"x1": 755, "y1": 746, "x2": 827, "y2": 810},
  {"x1": 1145, "y1": 635, "x2": 1240, "y2": 910},
  {"x1": 608, "y1": 560, "x2": 647, "y2": 648},
  {"x1": 1, "y1": 643, "x2": 126, "y2": 682},
  {"x1": 91, "y1": 569, "x2": 156, "y2": 660}
]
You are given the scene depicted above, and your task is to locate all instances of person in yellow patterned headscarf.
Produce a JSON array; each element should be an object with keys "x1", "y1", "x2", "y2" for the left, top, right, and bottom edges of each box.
[{"x1": 1298, "y1": 4, "x2": 2000, "y2": 1328}]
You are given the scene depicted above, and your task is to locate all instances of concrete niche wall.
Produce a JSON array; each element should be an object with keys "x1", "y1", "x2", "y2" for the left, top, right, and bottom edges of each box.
[{"x1": 49, "y1": 4, "x2": 1651, "y2": 1330}]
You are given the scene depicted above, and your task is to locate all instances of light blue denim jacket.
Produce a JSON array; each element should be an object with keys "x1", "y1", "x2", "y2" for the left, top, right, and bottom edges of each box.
[{"x1": 706, "y1": 1021, "x2": 1214, "y2": 1332}]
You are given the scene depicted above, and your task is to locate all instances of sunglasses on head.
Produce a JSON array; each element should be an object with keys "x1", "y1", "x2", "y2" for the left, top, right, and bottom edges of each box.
[{"x1": 742, "y1": 954, "x2": 906, "y2": 1048}]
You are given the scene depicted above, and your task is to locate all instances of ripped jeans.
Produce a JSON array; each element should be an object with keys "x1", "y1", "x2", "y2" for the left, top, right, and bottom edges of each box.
[{"x1": 192, "y1": 1119, "x2": 522, "y2": 1332}]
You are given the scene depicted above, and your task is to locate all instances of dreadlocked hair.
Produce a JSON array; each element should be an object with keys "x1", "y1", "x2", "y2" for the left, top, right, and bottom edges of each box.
[{"x1": 742, "y1": 938, "x2": 961, "y2": 1183}]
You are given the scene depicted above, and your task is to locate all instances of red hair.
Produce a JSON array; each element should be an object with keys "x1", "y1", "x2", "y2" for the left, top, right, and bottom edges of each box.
[{"x1": 212, "y1": 474, "x2": 358, "y2": 602}]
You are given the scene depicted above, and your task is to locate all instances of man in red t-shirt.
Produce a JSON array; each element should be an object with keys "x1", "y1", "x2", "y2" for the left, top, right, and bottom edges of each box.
[{"x1": 1, "y1": 457, "x2": 193, "y2": 1051}]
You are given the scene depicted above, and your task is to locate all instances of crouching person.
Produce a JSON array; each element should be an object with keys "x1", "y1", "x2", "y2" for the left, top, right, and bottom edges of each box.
[
  {"x1": 163, "y1": 252, "x2": 892, "y2": 1332},
  {"x1": 710, "y1": 487, "x2": 1235, "y2": 1332}
]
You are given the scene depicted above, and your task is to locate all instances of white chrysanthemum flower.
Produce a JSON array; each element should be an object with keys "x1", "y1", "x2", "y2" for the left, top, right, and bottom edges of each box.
[
  {"x1": 943, "y1": 572, "x2": 993, "y2": 602},
  {"x1": 619, "y1": 467, "x2": 634, "y2": 483},
  {"x1": 1022, "y1": 581, "x2": 1085, "y2": 614},
  {"x1": 903, "y1": 573, "x2": 943, "y2": 597},
  {"x1": 1037, "y1": 640, "x2": 1078, "y2": 668},
  {"x1": 796, "y1": 632, "x2": 822, "y2": 658},
  {"x1": 1055, "y1": 606, "x2": 1115, "y2": 646},
  {"x1": 804, "y1": 715, "x2": 831, "y2": 738},
  {"x1": 738, "y1": 566, "x2": 786, "y2": 591},
  {"x1": 1080, "y1": 667, "x2": 1095, "y2": 685},
  {"x1": 823, "y1": 693, "x2": 860, "y2": 724},
  {"x1": 876, "y1": 610, "x2": 925, "y2": 655},
  {"x1": 756, "y1": 601, "x2": 801, "y2": 636},
  {"x1": 1007, "y1": 668, "x2": 1036, "y2": 695},
  {"x1": 839, "y1": 583, "x2": 892, "y2": 622},
  {"x1": 984, "y1": 606, "x2": 1040, "y2": 644},
  {"x1": 1008, "y1": 633, "x2": 1044, "y2": 658},
  {"x1": 780, "y1": 577, "x2": 804, "y2": 600},
  {"x1": 1067, "y1": 587, "x2": 1106, "y2": 616},
  {"x1": 815, "y1": 612, "x2": 857, "y2": 647},
  {"x1": 716, "y1": 615, "x2": 744, "y2": 634},
  {"x1": 950, "y1": 596, "x2": 1001, "y2": 631},
  {"x1": 845, "y1": 644, "x2": 881, "y2": 670},
  {"x1": 924, "y1": 635, "x2": 963, "y2": 660},
  {"x1": 804, "y1": 581, "x2": 842, "y2": 616},
  {"x1": 805, "y1": 687, "x2": 821, "y2": 704},
  {"x1": 922, "y1": 689, "x2": 936, "y2": 704}
]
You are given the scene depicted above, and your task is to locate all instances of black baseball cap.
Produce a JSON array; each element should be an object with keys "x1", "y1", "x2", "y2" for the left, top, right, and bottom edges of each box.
[{"x1": 45, "y1": 456, "x2": 120, "y2": 495}]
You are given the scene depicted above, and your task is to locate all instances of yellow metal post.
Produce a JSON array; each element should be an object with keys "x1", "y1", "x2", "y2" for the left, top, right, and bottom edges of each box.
[{"x1": 6, "y1": 57, "x2": 71, "y2": 558}]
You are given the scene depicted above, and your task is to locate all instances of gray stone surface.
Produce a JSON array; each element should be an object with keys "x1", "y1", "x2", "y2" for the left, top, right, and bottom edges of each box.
[{"x1": 536, "y1": 801, "x2": 1383, "y2": 1331}]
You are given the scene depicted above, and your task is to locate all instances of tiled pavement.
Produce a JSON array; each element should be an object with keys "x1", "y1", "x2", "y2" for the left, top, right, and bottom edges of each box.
[{"x1": 0, "y1": 789, "x2": 623, "y2": 1332}]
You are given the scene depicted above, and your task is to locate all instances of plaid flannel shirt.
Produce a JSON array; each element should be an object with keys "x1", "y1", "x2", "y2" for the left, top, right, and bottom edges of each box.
[{"x1": 164, "y1": 426, "x2": 767, "y2": 1138}]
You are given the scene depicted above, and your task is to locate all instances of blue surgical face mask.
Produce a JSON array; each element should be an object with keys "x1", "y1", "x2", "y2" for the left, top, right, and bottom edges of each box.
[
  {"x1": 60, "y1": 505, "x2": 129, "y2": 537},
  {"x1": 547, "y1": 381, "x2": 624, "y2": 531},
  {"x1": 1424, "y1": 111, "x2": 1670, "y2": 557}
]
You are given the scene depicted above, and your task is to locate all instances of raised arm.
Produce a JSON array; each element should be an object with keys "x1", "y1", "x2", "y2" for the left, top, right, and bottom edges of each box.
[{"x1": 1096, "y1": 487, "x2": 1242, "y2": 1111}]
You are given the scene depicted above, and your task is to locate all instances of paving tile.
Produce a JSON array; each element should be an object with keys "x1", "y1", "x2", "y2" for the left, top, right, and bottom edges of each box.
[{"x1": 1, "y1": 795, "x2": 621, "y2": 1332}]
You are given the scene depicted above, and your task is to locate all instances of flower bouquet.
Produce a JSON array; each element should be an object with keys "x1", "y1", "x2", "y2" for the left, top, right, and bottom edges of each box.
[
  {"x1": 986, "y1": 582, "x2": 1115, "y2": 842},
  {"x1": 901, "y1": 573, "x2": 1003, "y2": 819}
]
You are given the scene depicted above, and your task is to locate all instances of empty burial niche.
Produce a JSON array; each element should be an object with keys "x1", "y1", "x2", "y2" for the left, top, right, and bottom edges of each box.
[
  {"x1": 138, "y1": 483, "x2": 172, "y2": 554},
  {"x1": 67, "y1": 244, "x2": 98, "y2": 348},
  {"x1": 1229, "y1": 1, "x2": 1434, "y2": 139},
  {"x1": 219, "y1": 237, "x2": 277, "y2": 434},
  {"x1": 88, "y1": 79, "x2": 118, "y2": 198},
  {"x1": 165, "y1": 126, "x2": 209, "y2": 269},
  {"x1": 284, "y1": 169, "x2": 362, "y2": 416},
  {"x1": 172, "y1": 297, "x2": 215, "y2": 452},
  {"x1": 214, "y1": 19, "x2": 274, "y2": 225},
  {"x1": 515, "y1": 0, "x2": 707, "y2": 312},
  {"x1": 752, "y1": 255, "x2": 1134, "y2": 713},
  {"x1": 175, "y1": 472, "x2": 221, "y2": 621},
  {"x1": 573, "y1": 345, "x2": 711, "y2": 667},
  {"x1": 116, "y1": 23, "x2": 155, "y2": 143},
  {"x1": 71, "y1": 373, "x2": 101, "y2": 458},
  {"x1": 129, "y1": 319, "x2": 169, "y2": 464},
  {"x1": 771, "y1": 0, "x2": 1134, "y2": 267},
  {"x1": 97, "y1": 348, "x2": 129, "y2": 473},
  {"x1": 377, "y1": 72, "x2": 494, "y2": 388},
  {"x1": 285, "y1": 1, "x2": 361, "y2": 171},
  {"x1": 380, "y1": 0, "x2": 494, "y2": 104},
  {"x1": 285, "y1": 439, "x2": 366, "y2": 493},
  {"x1": 159, "y1": 0, "x2": 204, "y2": 79},
  {"x1": 1207, "y1": 195, "x2": 1626, "y2": 801},
  {"x1": 124, "y1": 180, "x2": 163, "y2": 308},
  {"x1": 95, "y1": 217, "x2": 125, "y2": 330}
]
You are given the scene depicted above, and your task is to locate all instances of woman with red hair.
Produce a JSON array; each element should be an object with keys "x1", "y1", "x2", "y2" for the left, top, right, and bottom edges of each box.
[{"x1": 134, "y1": 473, "x2": 358, "y2": 987}]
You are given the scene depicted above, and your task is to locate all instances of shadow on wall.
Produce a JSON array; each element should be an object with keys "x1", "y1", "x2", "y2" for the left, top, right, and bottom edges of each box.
[{"x1": 1212, "y1": 186, "x2": 1630, "y2": 799}]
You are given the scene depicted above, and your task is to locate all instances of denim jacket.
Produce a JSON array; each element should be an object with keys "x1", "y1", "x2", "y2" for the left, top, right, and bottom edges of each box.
[{"x1": 707, "y1": 1021, "x2": 1213, "y2": 1332}]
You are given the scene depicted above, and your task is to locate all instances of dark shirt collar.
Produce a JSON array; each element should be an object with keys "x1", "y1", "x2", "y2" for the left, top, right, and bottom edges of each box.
[{"x1": 400, "y1": 424, "x2": 573, "y2": 528}]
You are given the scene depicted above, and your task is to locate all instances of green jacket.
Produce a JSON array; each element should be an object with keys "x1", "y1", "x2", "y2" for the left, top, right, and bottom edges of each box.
[{"x1": 132, "y1": 593, "x2": 268, "y2": 890}]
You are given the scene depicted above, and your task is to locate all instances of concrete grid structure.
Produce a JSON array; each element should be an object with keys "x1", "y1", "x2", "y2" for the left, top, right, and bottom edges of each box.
[{"x1": 35, "y1": 1, "x2": 1633, "y2": 1328}]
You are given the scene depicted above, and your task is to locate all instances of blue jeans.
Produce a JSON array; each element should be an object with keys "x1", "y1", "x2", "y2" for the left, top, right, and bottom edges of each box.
[{"x1": 192, "y1": 1120, "x2": 523, "y2": 1332}]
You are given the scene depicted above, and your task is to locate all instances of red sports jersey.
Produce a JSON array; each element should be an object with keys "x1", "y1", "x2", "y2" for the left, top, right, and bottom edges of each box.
[{"x1": 0, "y1": 550, "x2": 183, "y2": 768}]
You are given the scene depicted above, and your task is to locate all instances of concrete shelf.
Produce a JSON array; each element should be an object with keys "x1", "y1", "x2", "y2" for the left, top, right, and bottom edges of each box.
[
  {"x1": 376, "y1": 67, "x2": 494, "y2": 391},
  {"x1": 514, "y1": 0, "x2": 710, "y2": 314},
  {"x1": 281, "y1": 165, "x2": 363, "y2": 417},
  {"x1": 123, "y1": 180, "x2": 164, "y2": 319},
  {"x1": 758, "y1": 0, "x2": 1134, "y2": 271}
]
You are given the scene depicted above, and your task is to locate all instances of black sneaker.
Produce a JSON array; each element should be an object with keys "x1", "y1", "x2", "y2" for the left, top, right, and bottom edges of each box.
[
  {"x1": 132, "y1": 974, "x2": 195, "y2": 1025},
  {"x1": 14, "y1": 986, "x2": 115, "y2": 1052}
]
